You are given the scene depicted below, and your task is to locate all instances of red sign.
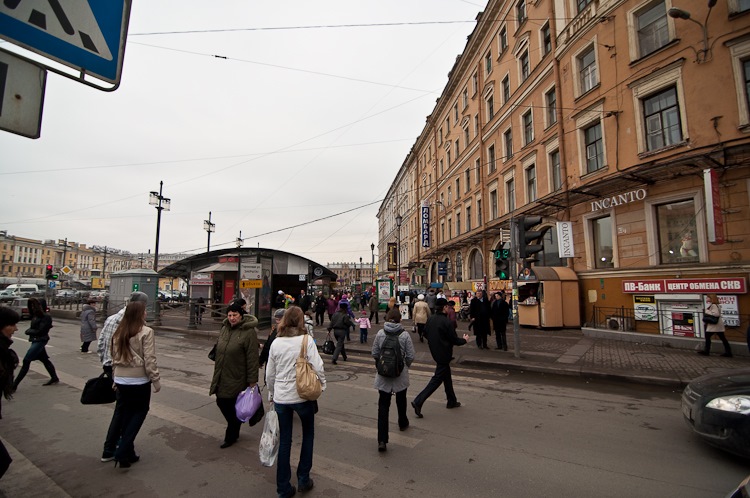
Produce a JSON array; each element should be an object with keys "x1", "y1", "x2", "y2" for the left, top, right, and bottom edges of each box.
[
  {"x1": 622, "y1": 280, "x2": 665, "y2": 293},
  {"x1": 705, "y1": 169, "x2": 725, "y2": 244},
  {"x1": 622, "y1": 278, "x2": 746, "y2": 294}
]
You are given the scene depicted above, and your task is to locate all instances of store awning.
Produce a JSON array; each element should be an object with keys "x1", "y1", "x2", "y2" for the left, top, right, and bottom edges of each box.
[{"x1": 198, "y1": 262, "x2": 238, "y2": 273}]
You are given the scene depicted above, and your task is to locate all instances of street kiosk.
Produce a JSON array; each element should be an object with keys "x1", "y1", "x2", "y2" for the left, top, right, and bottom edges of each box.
[{"x1": 517, "y1": 267, "x2": 580, "y2": 328}]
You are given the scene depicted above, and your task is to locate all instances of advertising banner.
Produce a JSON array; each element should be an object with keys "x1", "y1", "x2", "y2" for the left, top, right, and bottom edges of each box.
[
  {"x1": 387, "y1": 242, "x2": 397, "y2": 271},
  {"x1": 421, "y1": 202, "x2": 430, "y2": 248},
  {"x1": 633, "y1": 295, "x2": 657, "y2": 321},
  {"x1": 556, "y1": 221, "x2": 575, "y2": 257}
]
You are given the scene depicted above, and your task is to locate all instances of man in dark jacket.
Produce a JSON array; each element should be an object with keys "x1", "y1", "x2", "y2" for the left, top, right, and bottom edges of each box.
[
  {"x1": 328, "y1": 302, "x2": 353, "y2": 365},
  {"x1": 298, "y1": 290, "x2": 312, "y2": 313},
  {"x1": 491, "y1": 292, "x2": 510, "y2": 351},
  {"x1": 469, "y1": 289, "x2": 492, "y2": 350},
  {"x1": 411, "y1": 298, "x2": 469, "y2": 418},
  {"x1": 314, "y1": 292, "x2": 327, "y2": 326}
]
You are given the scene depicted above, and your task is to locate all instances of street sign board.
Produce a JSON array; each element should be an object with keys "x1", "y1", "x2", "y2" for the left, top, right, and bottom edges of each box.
[
  {"x1": 61, "y1": 265, "x2": 72, "y2": 275},
  {"x1": 0, "y1": 47, "x2": 45, "y2": 138},
  {"x1": 0, "y1": 0, "x2": 131, "y2": 89},
  {"x1": 48, "y1": 281, "x2": 56, "y2": 289}
]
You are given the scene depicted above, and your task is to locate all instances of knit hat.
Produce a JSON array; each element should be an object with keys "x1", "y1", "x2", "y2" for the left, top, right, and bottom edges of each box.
[
  {"x1": 227, "y1": 303, "x2": 244, "y2": 314},
  {"x1": 274, "y1": 308, "x2": 285, "y2": 319},
  {"x1": 417, "y1": 294, "x2": 424, "y2": 300},
  {"x1": 278, "y1": 290, "x2": 284, "y2": 295}
]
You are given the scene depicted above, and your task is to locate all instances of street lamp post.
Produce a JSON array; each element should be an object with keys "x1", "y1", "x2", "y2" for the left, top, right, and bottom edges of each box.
[
  {"x1": 395, "y1": 214, "x2": 402, "y2": 292},
  {"x1": 149, "y1": 181, "x2": 171, "y2": 272},
  {"x1": 203, "y1": 211, "x2": 215, "y2": 252},
  {"x1": 371, "y1": 242, "x2": 375, "y2": 290}
]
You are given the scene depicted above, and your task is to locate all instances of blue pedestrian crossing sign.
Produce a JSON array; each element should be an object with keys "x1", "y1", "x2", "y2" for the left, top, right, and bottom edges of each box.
[{"x1": 0, "y1": 0, "x2": 131, "y2": 90}]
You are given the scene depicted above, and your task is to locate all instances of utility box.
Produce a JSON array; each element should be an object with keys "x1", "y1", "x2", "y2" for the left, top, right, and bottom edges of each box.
[
  {"x1": 517, "y1": 267, "x2": 580, "y2": 328},
  {"x1": 109, "y1": 269, "x2": 159, "y2": 321}
]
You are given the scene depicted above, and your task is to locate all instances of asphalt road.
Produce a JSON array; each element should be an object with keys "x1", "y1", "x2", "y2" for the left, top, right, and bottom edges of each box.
[{"x1": 0, "y1": 319, "x2": 747, "y2": 497}]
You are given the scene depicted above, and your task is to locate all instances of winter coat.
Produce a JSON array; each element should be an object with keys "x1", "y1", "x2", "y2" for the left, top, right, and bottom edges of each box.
[
  {"x1": 372, "y1": 321, "x2": 415, "y2": 393},
  {"x1": 209, "y1": 314, "x2": 260, "y2": 399},
  {"x1": 425, "y1": 292, "x2": 437, "y2": 312},
  {"x1": 112, "y1": 325, "x2": 161, "y2": 391},
  {"x1": 425, "y1": 312, "x2": 466, "y2": 364},
  {"x1": 413, "y1": 300, "x2": 431, "y2": 325},
  {"x1": 326, "y1": 298, "x2": 337, "y2": 316},
  {"x1": 315, "y1": 295, "x2": 328, "y2": 312},
  {"x1": 328, "y1": 310, "x2": 353, "y2": 332},
  {"x1": 368, "y1": 295, "x2": 379, "y2": 312},
  {"x1": 80, "y1": 304, "x2": 97, "y2": 342},
  {"x1": 705, "y1": 303, "x2": 725, "y2": 333},
  {"x1": 469, "y1": 296, "x2": 492, "y2": 335},
  {"x1": 25, "y1": 314, "x2": 52, "y2": 343},
  {"x1": 0, "y1": 334, "x2": 18, "y2": 419}
]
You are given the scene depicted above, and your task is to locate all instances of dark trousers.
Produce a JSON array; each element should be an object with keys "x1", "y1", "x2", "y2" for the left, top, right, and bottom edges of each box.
[
  {"x1": 315, "y1": 310, "x2": 325, "y2": 326},
  {"x1": 494, "y1": 323, "x2": 508, "y2": 350},
  {"x1": 416, "y1": 323, "x2": 426, "y2": 342},
  {"x1": 378, "y1": 389, "x2": 408, "y2": 444},
  {"x1": 332, "y1": 329, "x2": 348, "y2": 362},
  {"x1": 216, "y1": 395, "x2": 242, "y2": 443},
  {"x1": 704, "y1": 332, "x2": 732, "y2": 355},
  {"x1": 369, "y1": 310, "x2": 379, "y2": 324},
  {"x1": 13, "y1": 341, "x2": 57, "y2": 388},
  {"x1": 113, "y1": 383, "x2": 151, "y2": 462},
  {"x1": 413, "y1": 363, "x2": 457, "y2": 408},
  {"x1": 359, "y1": 328, "x2": 368, "y2": 343},
  {"x1": 0, "y1": 439, "x2": 11, "y2": 479},
  {"x1": 81, "y1": 341, "x2": 92, "y2": 352},
  {"x1": 475, "y1": 331, "x2": 488, "y2": 349},
  {"x1": 276, "y1": 401, "x2": 315, "y2": 497}
]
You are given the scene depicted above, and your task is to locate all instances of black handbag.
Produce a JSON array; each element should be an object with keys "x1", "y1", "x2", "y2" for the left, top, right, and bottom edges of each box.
[
  {"x1": 208, "y1": 343, "x2": 217, "y2": 361},
  {"x1": 248, "y1": 400, "x2": 265, "y2": 426},
  {"x1": 81, "y1": 373, "x2": 116, "y2": 405},
  {"x1": 702, "y1": 314, "x2": 719, "y2": 324},
  {"x1": 322, "y1": 333, "x2": 335, "y2": 355}
]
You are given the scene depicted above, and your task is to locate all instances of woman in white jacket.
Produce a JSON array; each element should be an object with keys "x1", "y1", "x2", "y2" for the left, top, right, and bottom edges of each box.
[{"x1": 267, "y1": 306, "x2": 326, "y2": 497}]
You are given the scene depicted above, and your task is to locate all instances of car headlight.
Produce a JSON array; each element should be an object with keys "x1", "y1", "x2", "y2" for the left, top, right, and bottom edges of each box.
[{"x1": 705, "y1": 396, "x2": 750, "y2": 414}]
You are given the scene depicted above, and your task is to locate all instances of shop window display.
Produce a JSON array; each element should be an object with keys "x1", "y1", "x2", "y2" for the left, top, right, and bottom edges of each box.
[{"x1": 657, "y1": 199, "x2": 699, "y2": 263}]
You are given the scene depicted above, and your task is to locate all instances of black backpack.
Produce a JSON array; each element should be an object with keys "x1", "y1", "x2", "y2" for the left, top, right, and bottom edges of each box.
[{"x1": 377, "y1": 330, "x2": 405, "y2": 378}]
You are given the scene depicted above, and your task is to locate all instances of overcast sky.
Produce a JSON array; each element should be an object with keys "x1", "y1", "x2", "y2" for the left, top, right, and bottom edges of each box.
[{"x1": 1, "y1": 0, "x2": 484, "y2": 267}]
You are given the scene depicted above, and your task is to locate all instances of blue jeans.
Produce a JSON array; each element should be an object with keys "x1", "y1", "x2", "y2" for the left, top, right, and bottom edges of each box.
[
  {"x1": 13, "y1": 340, "x2": 57, "y2": 387},
  {"x1": 275, "y1": 401, "x2": 315, "y2": 497}
]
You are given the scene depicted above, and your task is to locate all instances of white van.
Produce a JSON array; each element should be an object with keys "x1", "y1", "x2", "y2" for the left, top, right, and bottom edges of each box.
[{"x1": 4, "y1": 284, "x2": 40, "y2": 296}]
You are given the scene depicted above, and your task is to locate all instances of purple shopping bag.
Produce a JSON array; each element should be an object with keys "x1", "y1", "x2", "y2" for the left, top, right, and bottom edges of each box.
[{"x1": 235, "y1": 385, "x2": 262, "y2": 422}]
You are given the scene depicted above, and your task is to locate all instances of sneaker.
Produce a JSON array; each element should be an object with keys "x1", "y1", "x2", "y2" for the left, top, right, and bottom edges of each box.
[
  {"x1": 101, "y1": 453, "x2": 115, "y2": 462},
  {"x1": 378, "y1": 442, "x2": 387, "y2": 452},
  {"x1": 447, "y1": 401, "x2": 462, "y2": 409},
  {"x1": 298, "y1": 479, "x2": 314, "y2": 493}
]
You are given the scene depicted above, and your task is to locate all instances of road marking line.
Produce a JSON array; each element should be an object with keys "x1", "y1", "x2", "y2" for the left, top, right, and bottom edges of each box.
[{"x1": 317, "y1": 416, "x2": 420, "y2": 448}]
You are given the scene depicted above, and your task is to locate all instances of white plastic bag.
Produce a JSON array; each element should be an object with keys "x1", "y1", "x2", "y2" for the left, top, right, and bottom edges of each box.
[{"x1": 259, "y1": 403, "x2": 279, "y2": 467}]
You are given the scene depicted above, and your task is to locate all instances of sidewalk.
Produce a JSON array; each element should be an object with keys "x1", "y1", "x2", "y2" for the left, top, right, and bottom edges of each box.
[{"x1": 152, "y1": 312, "x2": 749, "y2": 389}]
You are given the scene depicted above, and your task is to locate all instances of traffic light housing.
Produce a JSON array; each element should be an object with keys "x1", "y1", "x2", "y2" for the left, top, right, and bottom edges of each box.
[
  {"x1": 45, "y1": 264, "x2": 53, "y2": 279},
  {"x1": 518, "y1": 215, "x2": 551, "y2": 267},
  {"x1": 494, "y1": 243, "x2": 510, "y2": 279}
]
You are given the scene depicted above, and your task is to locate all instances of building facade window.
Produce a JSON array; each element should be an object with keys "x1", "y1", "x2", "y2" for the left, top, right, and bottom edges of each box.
[
  {"x1": 462, "y1": 88, "x2": 468, "y2": 109},
  {"x1": 499, "y1": 26, "x2": 508, "y2": 53},
  {"x1": 584, "y1": 122, "x2": 604, "y2": 173},
  {"x1": 464, "y1": 126, "x2": 470, "y2": 146},
  {"x1": 526, "y1": 164, "x2": 537, "y2": 202},
  {"x1": 578, "y1": 46, "x2": 598, "y2": 94},
  {"x1": 542, "y1": 23, "x2": 552, "y2": 56},
  {"x1": 517, "y1": 0, "x2": 527, "y2": 24},
  {"x1": 636, "y1": 1, "x2": 669, "y2": 57},
  {"x1": 475, "y1": 158, "x2": 481, "y2": 184},
  {"x1": 520, "y1": 50, "x2": 530, "y2": 81},
  {"x1": 455, "y1": 139, "x2": 460, "y2": 159},
  {"x1": 486, "y1": 93, "x2": 495, "y2": 119},
  {"x1": 745, "y1": 59, "x2": 750, "y2": 115},
  {"x1": 732, "y1": 0, "x2": 750, "y2": 13},
  {"x1": 472, "y1": 72, "x2": 478, "y2": 95},
  {"x1": 447, "y1": 149, "x2": 451, "y2": 166},
  {"x1": 456, "y1": 210, "x2": 461, "y2": 235},
  {"x1": 439, "y1": 158, "x2": 444, "y2": 176},
  {"x1": 439, "y1": 127, "x2": 443, "y2": 145},
  {"x1": 522, "y1": 110, "x2": 533, "y2": 145},
  {"x1": 485, "y1": 51, "x2": 493, "y2": 75},
  {"x1": 455, "y1": 178, "x2": 461, "y2": 200},
  {"x1": 643, "y1": 86, "x2": 682, "y2": 150},
  {"x1": 656, "y1": 199, "x2": 700, "y2": 264},
  {"x1": 466, "y1": 206, "x2": 472, "y2": 231},
  {"x1": 474, "y1": 114, "x2": 479, "y2": 137},
  {"x1": 488, "y1": 144, "x2": 497, "y2": 173},
  {"x1": 506, "y1": 178, "x2": 515, "y2": 212},
  {"x1": 578, "y1": 0, "x2": 594, "y2": 13},
  {"x1": 455, "y1": 253, "x2": 463, "y2": 281},
  {"x1": 477, "y1": 199, "x2": 482, "y2": 225},
  {"x1": 592, "y1": 216, "x2": 615, "y2": 269},
  {"x1": 490, "y1": 190, "x2": 498, "y2": 219},
  {"x1": 550, "y1": 149, "x2": 562, "y2": 191},
  {"x1": 545, "y1": 87, "x2": 557, "y2": 126},
  {"x1": 469, "y1": 250, "x2": 483, "y2": 280},
  {"x1": 448, "y1": 186, "x2": 452, "y2": 205},
  {"x1": 465, "y1": 169, "x2": 471, "y2": 192},
  {"x1": 502, "y1": 76, "x2": 510, "y2": 103},
  {"x1": 454, "y1": 103, "x2": 459, "y2": 123},
  {"x1": 504, "y1": 129, "x2": 513, "y2": 161}
]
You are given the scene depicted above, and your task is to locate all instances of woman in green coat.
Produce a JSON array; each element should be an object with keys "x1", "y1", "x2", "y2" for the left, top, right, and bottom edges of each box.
[{"x1": 209, "y1": 303, "x2": 260, "y2": 448}]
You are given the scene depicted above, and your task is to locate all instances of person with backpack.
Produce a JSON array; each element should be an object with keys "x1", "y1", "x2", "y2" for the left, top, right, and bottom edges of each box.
[
  {"x1": 411, "y1": 298, "x2": 469, "y2": 418},
  {"x1": 371, "y1": 308, "x2": 415, "y2": 452}
]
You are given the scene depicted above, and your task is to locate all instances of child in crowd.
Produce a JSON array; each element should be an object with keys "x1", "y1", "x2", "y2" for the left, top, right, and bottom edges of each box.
[{"x1": 355, "y1": 311, "x2": 371, "y2": 344}]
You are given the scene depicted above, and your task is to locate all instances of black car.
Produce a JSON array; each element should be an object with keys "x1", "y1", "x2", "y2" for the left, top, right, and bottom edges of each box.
[{"x1": 682, "y1": 368, "x2": 750, "y2": 459}]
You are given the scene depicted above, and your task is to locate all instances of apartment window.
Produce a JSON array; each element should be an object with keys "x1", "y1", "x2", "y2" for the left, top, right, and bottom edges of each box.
[
  {"x1": 474, "y1": 114, "x2": 479, "y2": 137},
  {"x1": 447, "y1": 149, "x2": 451, "y2": 166},
  {"x1": 448, "y1": 218, "x2": 452, "y2": 239},
  {"x1": 490, "y1": 190, "x2": 498, "y2": 219},
  {"x1": 734, "y1": 0, "x2": 750, "y2": 13},
  {"x1": 454, "y1": 103, "x2": 459, "y2": 123},
  {"x1": 592, "y1": 216, "x2": 614, "y2": 268},
  {"x1": 504, "y1": 129, "x2": 513, "y2": 161},
  {"x1": 466, "y1": 206, "x2": 472, "y2": 231},
  {"x1": 550, "y1": 149, "x2": 562, "y2": 191},
  {"x1": 463, "y1": 126, "x2": 470, "y2": 146},
  {"x1": 448, "y1": 186, "x2": 452, "y2": 205},
  {"x1": 637, "y1": 2, "x2": 669, "y2": 57},
  {"x1": 522, "y1": 110, "x2": 533, "y2": 145},
  {"x1": 446, "y1": 117, "x2": 450, "y2": 133},
  {"x1": 462, "y1": 88, "x2": 468, "y2": 109},
  {"x1": 499, "y1": 26, "x2": 508, "y2": 53},
  {"x1": 439, "y1": 128, "x2": 443, "y2": 145},
  {"x1": 456, "y1": 211, "x2": 461, "y2": 235},
  {"x1": 542, "y1": 23, "x2": 552, "y2": 56},
  {"x1": 643, "y1": 86, "x2": 682, "y2": 150},
  {"x1": 485, "y1": 51, "x2": 493, "y2": 75},
  {"x1": 745, "y1": 59, "x2": 750, "y2": 113},
  {"x1": 578, "y1": 0, "x2": 594, "y2": 13},
  {"x1": 475, "y1": 158, "x2": 481, "y2": 184},
  {"x1": 584, "y1": 122, "x2": 604, "y2": 173},
  {"x1": 455, "y1": 139, "x2": 460, "y2": 159},
  {"x1": 545, "y1": 87, "x2": 557, "y2": 126},
  {"x1": 519, "y1": 50, "x2": 530, "y2": 81},
  {"x1": 506, "y1": 178, "x2": 515, "y2": 212},
  {"x1": 502, "y1": 76, "x2": 510, "y2": 103},
  {"x1": 439, "y1": 158, "x2": 444, "y2": 176},
  {"x1": 656, "y1": 199, "x2": 699, "y2": 264},
  {"x1": 455, "y1": 178, "x2": 461, "y2": 200},
  {"x1": 477, "y1": 199, "x2": 482, "y2": 225},
  {"x1": 465, "y1": 169, "x2": 471, "y2": 192},
  {"x1": 486, "y1": 93, "x2": 495, "y2": 119},
  {"x1": 526, "y1": 164, "x2": 537, "y2": 202},
  {"x1": 578, "y1": 46, "x2": 598, "y2": 94},
  {"x1": 472, "y1": 72, "x2": 478, "y2": 95},
  {"x1": 488, "y1": 145, "x2": 497, "y2": 173},
  {"x1": 517, "y1": 0, "x2": 527, "y2": 24}
]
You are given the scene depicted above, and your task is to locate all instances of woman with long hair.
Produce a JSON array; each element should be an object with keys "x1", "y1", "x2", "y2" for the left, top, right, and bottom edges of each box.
[
  {"x1": 111, "y1": 301, "x2": 161, "y2": 468},
  {"x1": 698, "y1": 293, "x2": 732, "y2": 357},
  {"x1": 13, "y1": 298, "x2": 58, "y2": 390},
  {"x1": 266, "y1": 305, "x2": 326, "y2": 497}
]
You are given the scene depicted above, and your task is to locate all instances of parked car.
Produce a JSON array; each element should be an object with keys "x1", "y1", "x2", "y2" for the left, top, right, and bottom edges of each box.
[
  {"x1": 8, "y1": 298, "x2": 30, "y2": 320},
  {"x1": 681, "y1": 367, "x2": 750, "y2": 459},
  {"x1": 0, "y1": 289, "x2": 16, "y2": 303}
]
